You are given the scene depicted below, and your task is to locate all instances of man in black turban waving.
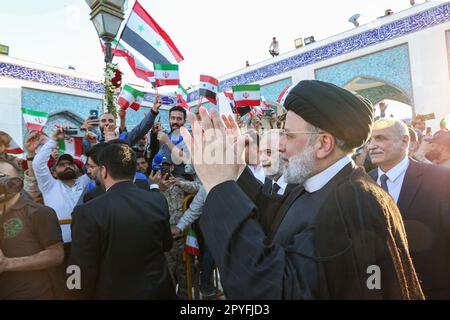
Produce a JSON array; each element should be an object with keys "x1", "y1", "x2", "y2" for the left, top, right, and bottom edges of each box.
[{"x1": 180, "y1": 80, "x2": 424, "y2": 300}]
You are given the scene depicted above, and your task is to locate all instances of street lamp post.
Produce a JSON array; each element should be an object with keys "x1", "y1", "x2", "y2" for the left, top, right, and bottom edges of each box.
[{"x1": 86, "y1": 0, "x2": 125, "y2": 114}]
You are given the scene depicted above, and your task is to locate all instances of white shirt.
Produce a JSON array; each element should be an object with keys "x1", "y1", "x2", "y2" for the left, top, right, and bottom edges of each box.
[
  {"x1": 269, "y1": 40, "x2": 279, "y2": 53},
  {"x1": 377, "y1": 157, "x2": 410, "y2": 204},
  {"x1": 304, "y1": 156, "x2": 352, "y2": 193},
  {"x1": 33, "y1": 139, "x2": 90, "y2": 243},
  {"x1": 249, "y1": 165, "x2": 266, "y2": 184}
]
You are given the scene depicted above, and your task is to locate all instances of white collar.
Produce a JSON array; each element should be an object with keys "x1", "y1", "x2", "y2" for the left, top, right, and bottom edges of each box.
[
  {"x1": 378, "y1": 157, "x2": 410, "y2": 182},
  {"x1": 304, "y1": 156, "x2": 352, "y2": 193},
  {"x1": 275, "y1": 175, "x2": 288, "y2": 190}
]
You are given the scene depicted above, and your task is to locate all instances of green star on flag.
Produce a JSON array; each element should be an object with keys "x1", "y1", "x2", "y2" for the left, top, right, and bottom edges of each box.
[{"x1": 137, "y1": 25, "x2": 144, "y2": 32}]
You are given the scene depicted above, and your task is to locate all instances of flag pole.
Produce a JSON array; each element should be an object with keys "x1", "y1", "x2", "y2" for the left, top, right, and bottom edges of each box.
[{"x1": 112, "y1": 0, "x2": 136, "y2": 60}]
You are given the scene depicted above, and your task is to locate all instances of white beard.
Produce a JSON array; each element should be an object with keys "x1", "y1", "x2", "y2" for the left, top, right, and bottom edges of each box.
[{"x1": 283, "y1": 142, "x2": 316, "y2": 185}]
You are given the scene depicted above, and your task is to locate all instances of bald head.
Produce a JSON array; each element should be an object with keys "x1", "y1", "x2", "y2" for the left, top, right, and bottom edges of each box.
[{"x1": 368, "y1": 118, "x2": 410, "y2": 172}]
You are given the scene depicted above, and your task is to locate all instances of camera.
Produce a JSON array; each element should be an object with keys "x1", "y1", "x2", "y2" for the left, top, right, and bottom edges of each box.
[{"x1": 64, "y1": 127, "x2": 84, "y2": 138}]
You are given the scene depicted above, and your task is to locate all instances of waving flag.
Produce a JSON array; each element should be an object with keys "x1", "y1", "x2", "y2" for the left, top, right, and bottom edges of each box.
[
  {"x1": 233, "y1": 84, "x2": 261, "y2": 108},
  {"x1": 199, "y1": 75, "x2": 219, "y2": 105},
  {"x1": 101, "y1": 39, "x2": 154, "y2": 84},
  {"x1": 121, "y1": 1, "x2": 184, "y2": 65},
  {"x1": 277, "y1": 85, "x2": 293, "y2": 105},
  {"x1": 118, "y1": 85, "x2": 145, "y2": 111},
  {"x1": 224, "y1": 91, "x2": 236, "y2": 113},
  {"x1": 178, "y1": 84, "x2": 188, "y2": 99},
  {"x1": 22, "y1": 108, "x2": 49, "y2": 132},
  {"x1": 58, "y1": 137, "x2": 83, "y2": 158},
  {"x1": 154, "y1": 64, "x2": 180, "y2": 86},
  {"x1": 6, "y1": 138, "x2": 23, "y2": 155},
  {"x1": 185, "y1": 227, "x2": 200, "y2": 256}
]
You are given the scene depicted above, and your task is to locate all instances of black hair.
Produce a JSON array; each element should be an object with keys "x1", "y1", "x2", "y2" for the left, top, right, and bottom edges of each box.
[
  {"x1": 97, "y1": 143, "x2": 136, "y2": 180},
  {"x1": 86, "y1": 143, "x2": 109, "y2": 165},
  {"x1": 169, "y1": 106, "x2": 187, "y2": 120}
]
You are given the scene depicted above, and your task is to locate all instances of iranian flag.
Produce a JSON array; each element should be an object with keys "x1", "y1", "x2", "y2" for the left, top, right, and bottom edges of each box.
[
  {"x1": 261, "y1": 96, "x2": 269, "y2": 109},
  {"x1": 233, "y1": 84, "x2": 261, "y2": 108},
  {"x1": 176, "y1": 84, "x2": 190, "y2": 110},
  {"x1": 177, "y1": 84, "x2": 188, "y2": 98},
  {"x1": 185, "y1": 227, "x2": 200, "y2": 256},
  {"x1": 117, "y1": 85, "x2": 145, "y2": 111},
  {"x1": 6, "y1": 138, "x2": 23, "y2": 155},
  {"x1": 199, "y1": 75, "x2": 219, "y2": 105},
  {"x1": 22, "y1": 108, "x2": 49, "y2": 132},
  {"x1": 58, "y1": 137, "x2": 83, "y2": 158},
  {"x1": 154, "y1": 64, "x2": 180, "y2": 87}
]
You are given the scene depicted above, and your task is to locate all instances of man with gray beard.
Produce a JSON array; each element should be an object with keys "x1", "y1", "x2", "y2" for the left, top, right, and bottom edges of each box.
[{"x1": 181, "y1": 80, "x2": 424, "y2": 299}]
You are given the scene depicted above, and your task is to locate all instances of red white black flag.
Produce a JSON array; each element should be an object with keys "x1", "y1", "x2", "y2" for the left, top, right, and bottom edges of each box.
[{"x1": 199, "y1": 75, "x2": 219, "y2": 105}]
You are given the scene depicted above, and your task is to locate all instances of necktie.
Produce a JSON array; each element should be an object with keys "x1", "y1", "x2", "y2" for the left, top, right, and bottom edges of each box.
[
  {"x1": 380, "y1": 174, "x2": 389, "y2": 193},
  {"x1": 272, "y1": 182, "x2": 281, "y2": 195}
]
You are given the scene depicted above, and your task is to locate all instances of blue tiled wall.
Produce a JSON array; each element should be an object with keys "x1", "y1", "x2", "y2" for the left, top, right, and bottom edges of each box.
[{"x1": 315, "y1": 45, "x2": 413, "y2": 103}]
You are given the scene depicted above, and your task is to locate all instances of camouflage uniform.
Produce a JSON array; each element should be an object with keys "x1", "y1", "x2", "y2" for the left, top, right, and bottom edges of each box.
[{"x1": 163, "y1": 177, "x2": 201, "y2": 299}]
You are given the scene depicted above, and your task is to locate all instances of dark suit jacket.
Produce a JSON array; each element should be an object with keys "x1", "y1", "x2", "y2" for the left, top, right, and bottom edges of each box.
[
  {"x1": 200, "y1": 164, "x2": 423, "y2": 299},
  {"x1": 68, "y1": 181, "x2": 175, "y2": 299},
  {"x1": 369, "y1": 159, "x2": 450, "y2": 299}
]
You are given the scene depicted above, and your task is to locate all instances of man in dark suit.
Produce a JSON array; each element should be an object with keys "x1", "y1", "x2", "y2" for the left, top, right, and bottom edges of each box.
[
  {"x1": 258, "y1": 130, "x2": 296, "y2": 234},
  {"x1": 181, "y1": 80, "x2": 423, "y2": 299},
  {"x1": 68, "y1": 143, "x2": 175, "y2": 299},
  {"x1": 368, "y1": 118, "x2": 450, "y2": 299},
  {"x1": 82, "y1": 141, "x2": 159, "y2": 203}
]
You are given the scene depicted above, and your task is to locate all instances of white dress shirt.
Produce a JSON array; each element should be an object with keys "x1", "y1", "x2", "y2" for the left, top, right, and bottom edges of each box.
[
  {"x1": 249, "y1": 165, "x2": 266, "y2": 184},
  {"x1": 33, "y1": 139, "x2": 90, "y2": 243},
  {"x1": 304, "y1": 156, "x2": 352, "y2": 193},
  {"x1": 377, "y1": 157, "x2": 409, "y2": 204}
]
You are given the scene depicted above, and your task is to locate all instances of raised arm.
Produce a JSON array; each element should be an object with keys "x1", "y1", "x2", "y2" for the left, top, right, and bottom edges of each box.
[{"x1": 123, "y1": 95, "x2": 162, "y2": 146}]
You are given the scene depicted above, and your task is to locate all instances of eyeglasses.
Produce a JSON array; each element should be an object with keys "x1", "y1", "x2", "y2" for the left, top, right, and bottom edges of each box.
[{"x1": 279, "y1": 129, "x2": 325, "y2": 138}]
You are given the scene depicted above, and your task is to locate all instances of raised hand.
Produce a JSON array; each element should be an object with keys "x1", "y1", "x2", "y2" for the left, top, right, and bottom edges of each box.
[
  {"x1": 52, "y1": 126, "x2": 67, "y2": 141},
  {"x1": 180, "y1": 107, "x2": 247, "y2": 193},
  {"x1": 152, "y1": 95, "x2": 163, "y2": 113},
  {"x1": 104, "y1": 125, "x2": 118, "y2": 142},
  {"x1": 157, "y1": 131, "x2": 170, "y2": 145}
]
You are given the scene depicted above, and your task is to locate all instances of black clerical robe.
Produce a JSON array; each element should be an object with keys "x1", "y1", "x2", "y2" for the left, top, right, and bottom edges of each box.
[{"x1": 199, "y1": 163, "x2": 424, "y2": 299}]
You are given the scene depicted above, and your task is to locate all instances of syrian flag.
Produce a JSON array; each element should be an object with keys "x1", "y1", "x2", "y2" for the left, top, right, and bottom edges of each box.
[
  {"x1": 185, "y1": 227, "x2": 200, "y2": 256},
  {"x1": 6, "y1": 138, "x2": 23, "y2": 155},
  {"x1": 277, "y1": 85, "x2": 293, "y2": 105},
  {"x1": 22, "y1": 108, "x2": 49, "y2": 132},
  {"x1": 121, "y1": 1, "x2": 184, "y2": 65},
  {"x1": 224, "y1": 91, "x2": 236, "y2": 113},
  {"x1": 58, "y1": 137, "x2": 83, "y2": 158},
  {"x1": 199, "y1": 75, "x2": 219, "y2": 105},
  {"x1": 101, "y1": 39, "x2": 155, "y2": 85},
  {"x1": 154, "y1": 64, "x2": 180, "y2": 86},
  {"x1": 233, "y1": 84, "x2": 261, "y2": 108},
  {"x1": 117, "y1": 85, "x2": 145, "y2": 111}
]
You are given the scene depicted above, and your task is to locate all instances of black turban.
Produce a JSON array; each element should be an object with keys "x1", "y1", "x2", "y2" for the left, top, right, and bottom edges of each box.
[{"x1": 284, "y1": 80, "x2": 374, "y2": 149}]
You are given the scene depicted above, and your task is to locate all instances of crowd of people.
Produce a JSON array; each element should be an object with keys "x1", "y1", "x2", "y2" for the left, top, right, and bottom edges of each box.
[{"x1": 0, "y1": 79, "x2": 449, "y2": 300}]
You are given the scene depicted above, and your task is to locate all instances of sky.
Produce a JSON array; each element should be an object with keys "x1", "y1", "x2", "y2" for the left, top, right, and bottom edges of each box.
[{"x1": 0, "y1": 0, "x2": 433, "y2": 118}]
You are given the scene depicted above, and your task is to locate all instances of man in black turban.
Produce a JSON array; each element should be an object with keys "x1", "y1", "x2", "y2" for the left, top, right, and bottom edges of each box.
[{"x1": 181, "y1": 80, "x2": 424, "y2": 299}]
